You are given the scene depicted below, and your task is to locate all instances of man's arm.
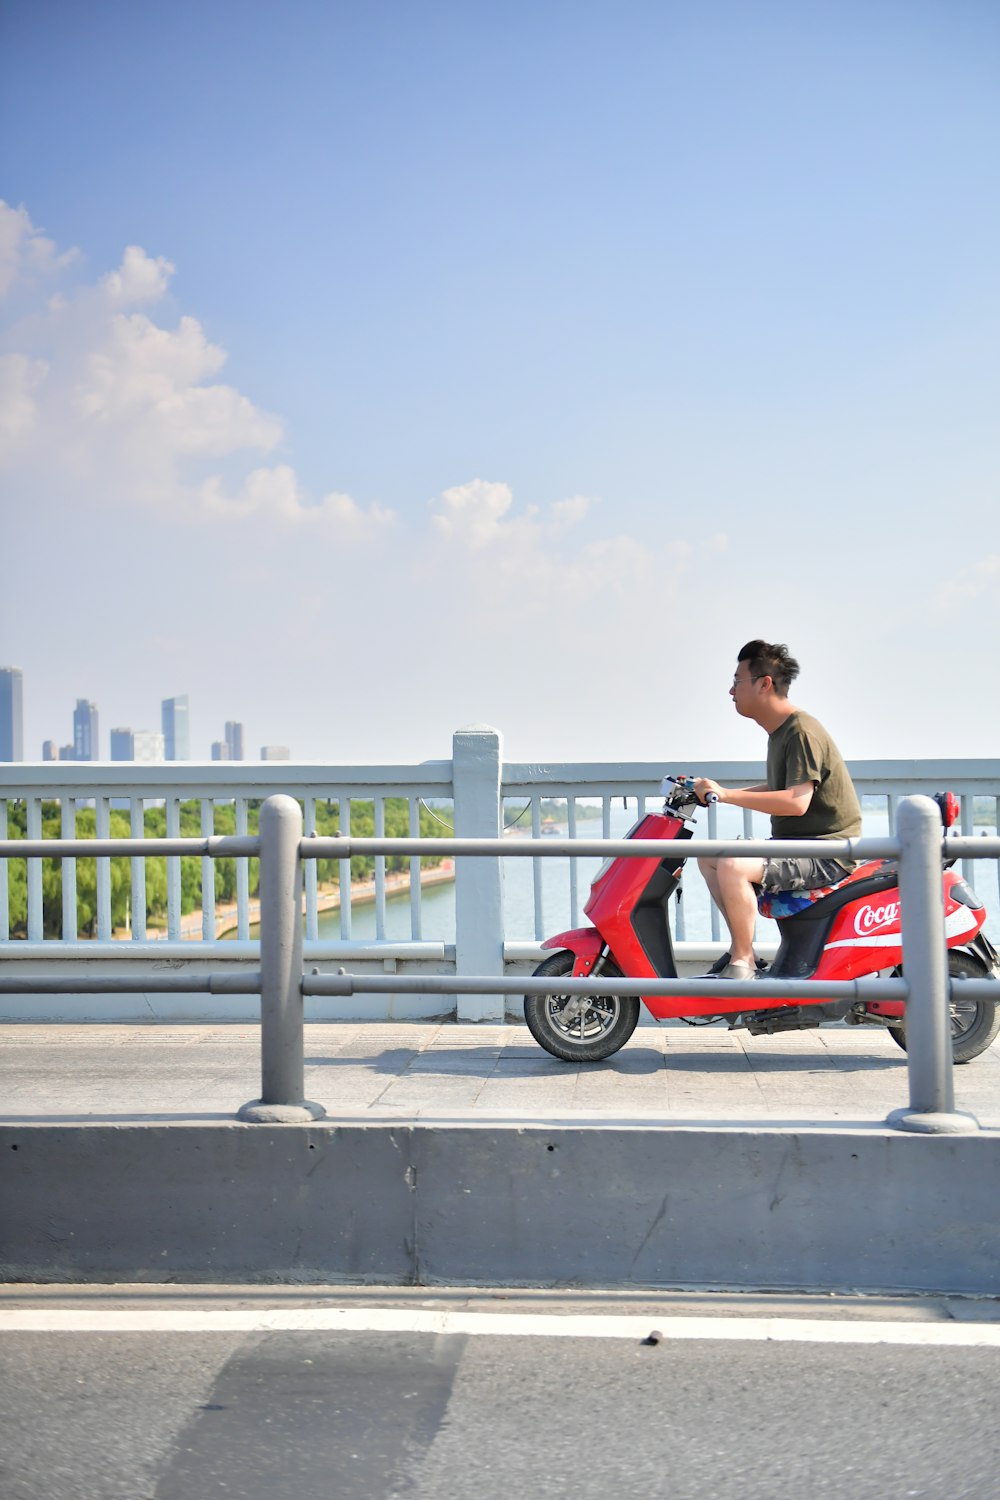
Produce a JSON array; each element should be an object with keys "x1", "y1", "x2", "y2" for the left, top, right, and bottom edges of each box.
[{"x1": 694, "y1": 779, "x2": 815, "y2": 818}]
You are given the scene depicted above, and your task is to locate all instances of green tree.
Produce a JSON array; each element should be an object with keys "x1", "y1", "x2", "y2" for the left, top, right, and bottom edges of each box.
[{"x1": 3, "y1": 794, "x2": 451, "y2": 937}]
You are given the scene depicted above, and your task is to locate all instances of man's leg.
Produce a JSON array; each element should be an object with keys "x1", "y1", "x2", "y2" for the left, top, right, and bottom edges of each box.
[{"x1": 698, "y1": 855, "x2": 764, "y2": 969}]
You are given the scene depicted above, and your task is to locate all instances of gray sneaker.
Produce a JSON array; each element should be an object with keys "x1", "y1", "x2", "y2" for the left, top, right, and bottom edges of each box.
[
  {"x1": 703, "y1": 952, "x2": 766, "y2": 978},
  {"x1": 720, "y1": 961, "x2": 759, "y2": 981}
]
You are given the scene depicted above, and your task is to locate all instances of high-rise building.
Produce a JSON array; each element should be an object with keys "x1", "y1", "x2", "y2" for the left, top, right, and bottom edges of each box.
[
  {"x1": 260, "y1": 745, "x2": 290, "y2": 761},
  {"x1": 224, "y1": 721, "x2": 244, "y2": 760},
  {"x1": 162, "y1": 695, "x2": 190, "y2": 760},
  {"x1": 211, "y1": 741, "x2": 230, "y2": 761},
  {"x1": 0, "y1": 667, "x2": 24, "y2": 761},
  {"x1": 42, "y1": 740, "x2": 58, "y2": 761},
  {"x1": 110, "y1": 728, "x2": 134, "y2": 761},
  {"x1": 133, "y1": 730, "x2": 165, "y2": 763},
  {"x1": 58, "y1": 745, "x2": 75, "y2": 761},
  {"x1": 73, "y1": 699, "x2": 99, "y2": 760},
  {"x1": 111, "y1": 729, "x2": 166, "y2": 762}
]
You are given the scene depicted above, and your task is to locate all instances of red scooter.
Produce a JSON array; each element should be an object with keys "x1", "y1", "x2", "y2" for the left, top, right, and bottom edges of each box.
[{"x1": 525, "y1": 776, "x2": 1000, "y2": 1063}]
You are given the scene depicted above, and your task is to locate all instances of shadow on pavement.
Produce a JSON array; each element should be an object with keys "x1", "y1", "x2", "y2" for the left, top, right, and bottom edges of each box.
[{"x1": 303, "y1": 1044, "x2": 902, "y2": 1078}]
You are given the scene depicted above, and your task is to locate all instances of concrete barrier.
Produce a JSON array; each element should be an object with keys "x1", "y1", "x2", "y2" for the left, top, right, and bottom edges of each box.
[{"x1": 3, "y1": 1122, "x2": 998, "y2": 1294}]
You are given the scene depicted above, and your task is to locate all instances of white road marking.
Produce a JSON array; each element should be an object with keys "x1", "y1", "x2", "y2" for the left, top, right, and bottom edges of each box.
[{"x1": 2, "y1": 1307, "x2": 1000, "y2": 1346}]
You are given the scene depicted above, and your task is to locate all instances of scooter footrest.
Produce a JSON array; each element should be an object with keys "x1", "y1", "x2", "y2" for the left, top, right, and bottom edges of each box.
[{"x1": 743, "y1": 1007, "x2": 822, "y2": 1036}]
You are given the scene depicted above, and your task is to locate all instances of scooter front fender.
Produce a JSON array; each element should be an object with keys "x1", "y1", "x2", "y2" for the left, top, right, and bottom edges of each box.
[{"x1": 541, "y1": 926, "x2": 603, "y2": 977}]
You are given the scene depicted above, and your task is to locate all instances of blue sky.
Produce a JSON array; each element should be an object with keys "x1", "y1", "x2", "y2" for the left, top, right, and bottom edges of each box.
[{"x1": 2, "y1": 1, "x2": 998, "y2": 763}]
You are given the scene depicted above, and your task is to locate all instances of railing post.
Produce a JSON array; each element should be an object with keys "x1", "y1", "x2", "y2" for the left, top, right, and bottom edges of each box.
[
  {"x1": 453, "y1": 725, "x2": 505, "y2": 1021},
  {"x1": 238, "y1": 795, "x2": 325, "y2": 1123},
  {"x1": 887, "y1": 795, "x2": 979, "y2": 1134}
]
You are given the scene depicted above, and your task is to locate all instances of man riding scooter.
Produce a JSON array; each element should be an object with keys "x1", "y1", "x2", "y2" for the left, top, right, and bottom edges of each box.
[
  {"x1": 526, "y1": 636, "x2": 1000, "y2": 1061},
  {"x1": 694, "y1": 640, "x2": 861, "y2": 980}
]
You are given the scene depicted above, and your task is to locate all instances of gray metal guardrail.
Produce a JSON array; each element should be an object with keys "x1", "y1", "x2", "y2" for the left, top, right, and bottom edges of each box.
[{"x1": 1, "y1": 795, "x2": 996, "y2": 1133}]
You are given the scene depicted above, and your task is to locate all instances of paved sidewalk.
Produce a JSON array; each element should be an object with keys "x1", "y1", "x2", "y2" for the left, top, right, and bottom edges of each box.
[{"x1": 2, "y1": 1022, "x2": 998, "y2": 1128}]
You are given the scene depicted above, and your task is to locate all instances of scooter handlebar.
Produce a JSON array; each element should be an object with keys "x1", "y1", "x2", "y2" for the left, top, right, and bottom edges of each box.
[{"x1": 660, "y1": 774, "x2": 718, "y2": 807}]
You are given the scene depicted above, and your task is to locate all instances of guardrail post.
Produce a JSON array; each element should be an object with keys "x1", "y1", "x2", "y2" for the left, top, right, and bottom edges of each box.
[
  {"x1": 238, "y1": 795, "x2": 325, "y2": 1123},
  {"x1": 453, "y1": 725, "x2": 505, "y2": 1021},
  {"x1": 887, "y1": 795, "x2": 979, "y2": 1134}
]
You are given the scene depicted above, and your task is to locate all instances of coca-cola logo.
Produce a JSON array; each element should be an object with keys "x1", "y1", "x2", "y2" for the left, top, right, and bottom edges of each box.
[{"x1": 853, "y1": 901, "x2": 900, "y2": 937}]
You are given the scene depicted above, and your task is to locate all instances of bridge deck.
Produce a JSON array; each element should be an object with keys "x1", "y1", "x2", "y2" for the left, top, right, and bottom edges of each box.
[{"x1": 3, "y1": 1022, "x2": 999, "y2": 1127}]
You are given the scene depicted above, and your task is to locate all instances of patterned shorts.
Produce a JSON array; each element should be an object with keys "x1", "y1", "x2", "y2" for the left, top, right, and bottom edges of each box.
[{"x1": 757, "y1": 855, "x2": 854, "y2": 893}]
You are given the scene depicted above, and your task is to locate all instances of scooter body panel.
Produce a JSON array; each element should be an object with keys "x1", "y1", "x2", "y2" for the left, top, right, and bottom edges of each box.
[
  {"x1": 581, "y1": 812, "x2": 732, "y2": 1017},
  {"x1": 811, "y1": 867, "x2": 986, "y2": 985},
  {"x1": 540, "y1": 927, "x2": 604, "y2": 977},
  {"x1": 585, "y1": 813, "x2": 686, "y2": 998}
]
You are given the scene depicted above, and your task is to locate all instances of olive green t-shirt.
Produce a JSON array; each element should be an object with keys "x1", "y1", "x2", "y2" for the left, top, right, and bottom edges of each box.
[{"x1": 766, "y1": 711, "x2": 862, "y2": 842}]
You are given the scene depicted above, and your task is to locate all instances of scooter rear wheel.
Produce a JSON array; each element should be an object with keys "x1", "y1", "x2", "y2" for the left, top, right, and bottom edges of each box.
[
  {"x1": 888, "y1": 951, "x2": 1000, "y2": 1064},
  {"x1": 524, "y1": 952, "x2": 639, "y2": 1062}
]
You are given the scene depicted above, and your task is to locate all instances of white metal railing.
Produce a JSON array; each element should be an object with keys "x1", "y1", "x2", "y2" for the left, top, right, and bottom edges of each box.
[
  {"x1": 0, "y1": 758, "x2": 453, "y2": 956},
  {"x1": 2, "y1": 735, "x2": 1000, "y2": 983}
]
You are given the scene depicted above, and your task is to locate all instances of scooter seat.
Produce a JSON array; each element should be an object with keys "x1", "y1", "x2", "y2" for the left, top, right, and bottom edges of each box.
[
  {"x1": 756, "y1": 861, "x2": 889, "y2": 922},
  {"x1": 756, "y1": 883, "x2": 842, "y2": 921}
]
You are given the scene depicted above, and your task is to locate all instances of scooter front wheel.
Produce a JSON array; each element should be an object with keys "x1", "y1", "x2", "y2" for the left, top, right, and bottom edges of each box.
[{"x1": 524, "y1": 952, "x2": 639, "y2": 1062}]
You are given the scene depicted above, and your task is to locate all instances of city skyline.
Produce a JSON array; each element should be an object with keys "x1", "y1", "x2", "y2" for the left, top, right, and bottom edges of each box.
[{"x1": 0, "y1": 667, "x2": 263, "y2": 762}]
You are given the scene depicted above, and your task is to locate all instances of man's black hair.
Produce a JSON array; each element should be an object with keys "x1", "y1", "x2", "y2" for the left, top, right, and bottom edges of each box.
[{"x1": 737, "y1": 640, "x2": 800, "y2": 697}]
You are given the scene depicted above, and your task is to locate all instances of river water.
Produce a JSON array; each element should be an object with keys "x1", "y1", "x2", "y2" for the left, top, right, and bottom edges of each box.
[{"x1": 315, "y1": 804, "x2": 1000, "y2": 947}]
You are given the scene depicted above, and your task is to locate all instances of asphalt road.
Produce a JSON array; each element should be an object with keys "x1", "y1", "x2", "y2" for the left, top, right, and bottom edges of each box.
[{"x1": 3, "y1": 1325, "x2": 999, "y2": 1500}]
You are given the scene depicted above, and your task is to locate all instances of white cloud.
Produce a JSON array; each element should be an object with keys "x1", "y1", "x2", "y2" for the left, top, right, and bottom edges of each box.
[
  {"x1": 74, "y1": 311, "x2": 281, "y2": 458},
  {"x1": 0, "y1": 209, "x2": 401, "y2": 538},
  {"x1": 201, "y1": 463, "x2": 302, "y2": 519},
  {"x1": 431, "y1": 478, "x2": 514, "y2": 548},
  {"x1": 550, "y1": 494, "x2": 591, "y2": 529},
  {"x1": 935, "y1": 554, "x2": 1000, "y2": 609},
  {"x1": 580, "y1": 533, "x2": 661, "y2": 579},
  {"x1": 78, "y1": 313, "x2": 226, "y2": 411},
  {"x1": 0, "y1": 352, "x2": 48, "y2": 459},
  {"x1": 425, "y1": 476, "x2": 692, "y2": 617},
  {"x1": 101, "y1": 245, "x2": 175, "y2": 305},
  {"x1": 430, "y1": 480, "x2": 594, "y2": 552},
  {"x1": 317, "y1": 489, "x2": 394, "y2": 537},
  {"x1": 0, "y1": 217, "x2": 297, "y2": 506},
  {"x1": 201, "y1": 466, "x2": 394, "y2": 536},
  {"x1": 0, "y1": 201, "x2": 78, "y2": 298}
]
